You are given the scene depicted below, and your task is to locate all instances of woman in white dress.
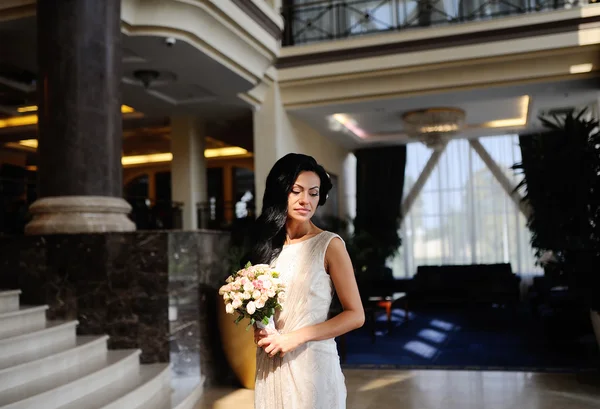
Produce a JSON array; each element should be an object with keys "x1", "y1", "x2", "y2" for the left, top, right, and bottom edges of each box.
[{"x1": 247, "y1": 153, "x2": 364, "y2": 409}]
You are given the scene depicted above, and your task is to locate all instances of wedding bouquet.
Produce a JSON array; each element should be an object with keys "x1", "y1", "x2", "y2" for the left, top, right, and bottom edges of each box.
[{"x1": 219, "y1": 262, "x2": 286, "y2": 332}]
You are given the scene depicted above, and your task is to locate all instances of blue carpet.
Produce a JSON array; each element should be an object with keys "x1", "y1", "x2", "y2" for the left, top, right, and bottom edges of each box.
[{"x1": 338, "y1": 305, "x2": 600, "y2": 372}]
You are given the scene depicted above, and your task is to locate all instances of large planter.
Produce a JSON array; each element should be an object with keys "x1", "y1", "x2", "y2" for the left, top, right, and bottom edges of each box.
[
  {"x1": 591, "y1": 309, "x2": 600, "y2": 351},
  {"x1": 217, "y1": 295, "x2": 256, "y2": 389}
]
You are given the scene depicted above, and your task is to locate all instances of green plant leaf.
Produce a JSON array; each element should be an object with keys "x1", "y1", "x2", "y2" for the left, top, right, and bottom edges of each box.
[{"x1": 515, "y1": 108, "x2": 600, "y2": 311}]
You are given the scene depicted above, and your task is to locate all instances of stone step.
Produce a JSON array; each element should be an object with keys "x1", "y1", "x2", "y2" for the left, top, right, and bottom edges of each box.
[
  {"x1": 171, "y1": 377, "x2": 204, "y2": 409},
  {"x1": 0, "y1": 290, "x2": 20, "y2": 314},
  {"x1": 0, "y1": 335, "x2": 109, "y2": 394},
  {"x1": 0, "y1": 306, "x2": 48, "y2": 339},
  {"x1": 56, "y1": 363, "x2": 171, "y2": 409},
  {"x1": 0, "y1": 321, "x2": 77, "y2": 370},
  {"x1": 0, "y1": 349, "x2": 141, "y2": 409}
]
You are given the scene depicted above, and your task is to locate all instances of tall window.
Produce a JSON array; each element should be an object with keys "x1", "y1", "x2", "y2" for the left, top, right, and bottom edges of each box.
[{"x1": 392, "y1": 135, "x2": 541, "y2": 277}]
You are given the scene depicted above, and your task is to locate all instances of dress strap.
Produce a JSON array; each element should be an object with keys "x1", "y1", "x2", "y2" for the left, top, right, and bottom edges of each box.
[{"x1": 312, "y1": 231, "x2": 344, "y2": 270}]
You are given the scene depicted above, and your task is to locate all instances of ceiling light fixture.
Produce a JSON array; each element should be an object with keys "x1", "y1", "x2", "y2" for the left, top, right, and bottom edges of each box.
[
  {"x1": 0, "y1": 115, "x2": 38, "y2": 128},
  {"x1": 121, "y1": 153, "x2": 173, "y2": 166},
  {"x1": 402, "y1": 107, "x2": 466, "y2": 148},
  {"x1": 122, "y1": 147, "x2": 250, "y2": 166},
  {"x1": 17, "y1": 105, "x2": 38, "y2": 113},
  {"x1": 12, "y1": 140, "x2": 250, "y2": 164},
  {"x1": 123, "y1": 70, "x2": 177, "y2": 89},
  {"x1": 14, "y1": 105, "x2": 135, "y2": 114},
  {"x1": 205, "y1": 147, "x2": 248, "y2": 158},
  {"x1": 18, "y1": 139, "x2": 38, "y2": 149},
  {"x1": 0, "y1": 105, "x2": 138, "y2": 129},
  {"x1": 133, "y1": 70, "x2": 160, "y2": 89}
]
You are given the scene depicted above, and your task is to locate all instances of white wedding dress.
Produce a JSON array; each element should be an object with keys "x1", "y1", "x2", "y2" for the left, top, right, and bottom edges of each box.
[{"x1": 254, "y1": 231, "x2": 346, "y2": 409}]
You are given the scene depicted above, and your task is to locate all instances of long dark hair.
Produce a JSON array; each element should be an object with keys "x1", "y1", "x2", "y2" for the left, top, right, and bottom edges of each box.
[{"x1": 247, "y1": 153, "x2": 333, "y2": 265}]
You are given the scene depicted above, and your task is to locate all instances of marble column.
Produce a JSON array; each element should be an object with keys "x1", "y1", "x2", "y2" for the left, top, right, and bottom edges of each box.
[
  {"x1": 25, "y1": 0, "x2": 134, "y2": 234},
  {"x1": 171, "y1": 117, "x2": 207, "y2": 230}
]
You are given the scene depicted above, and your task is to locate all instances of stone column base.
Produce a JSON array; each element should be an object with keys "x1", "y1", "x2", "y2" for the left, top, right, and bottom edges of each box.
[{"x1": 25, "y1": 196, "x2": 136, "y2": 235}]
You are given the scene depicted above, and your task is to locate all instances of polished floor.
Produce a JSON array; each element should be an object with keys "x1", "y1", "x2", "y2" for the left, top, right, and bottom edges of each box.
[{"x1": 193, "y1": 369, "x2": 600, "y2": 409}]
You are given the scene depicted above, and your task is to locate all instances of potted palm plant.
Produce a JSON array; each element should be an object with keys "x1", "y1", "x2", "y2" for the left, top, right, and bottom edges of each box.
[{"x1": 514, "y1": 109, "x2": 600, "y2": 347}]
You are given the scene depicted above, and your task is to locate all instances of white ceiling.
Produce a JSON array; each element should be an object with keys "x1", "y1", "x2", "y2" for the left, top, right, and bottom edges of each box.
[
  {"x1": 349, "y1": 96, "x2": 524, "y2": 134},
  {"x1": 120, "y1": 36, "x2": 253, "y2": 119},
  {"x1": 0, "y1": 16, "x2": 254, "y2": 121},
  {"x1": 2, "y1": 15, "x2": 599, "y2": 153},
  {"x1": 290, "y1": 77, "x2": 600, "y2": 148}
]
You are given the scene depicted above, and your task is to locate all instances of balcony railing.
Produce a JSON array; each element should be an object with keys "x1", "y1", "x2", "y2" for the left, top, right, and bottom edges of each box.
[
  {"x1": 0, "y1": 178, "x2": 259, "y2": 236},
  {"x1": 0, "y1": 175, "x2": 185, "y2": 234},
  {"x1": 197, "y1": 200, "x2": 256, "y2": 231},
  {"x1": 282, "y1": 0, "x2": 585, "y2": 45},
  {"x1": 127, "y1": 196, "x2": 183, "y2": 230},
  {"x1": 0, "y1": 174, "x2": 263, "y2": 234}
]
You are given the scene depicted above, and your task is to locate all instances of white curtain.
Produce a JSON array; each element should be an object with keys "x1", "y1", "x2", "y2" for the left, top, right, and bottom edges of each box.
[{"x1": 392, "y1": 135, "x2": 542, "y2": 277}]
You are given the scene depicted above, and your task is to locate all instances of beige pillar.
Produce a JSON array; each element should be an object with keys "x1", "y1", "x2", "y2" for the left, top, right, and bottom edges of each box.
[
  {"x1": 252, "y1": 81, "x2": 352, "y2": 219},
  {"x1": 171, "y1": 117, "x2": 207, "y2": 230},
  {"x1": 343, "y1": 154, "x2": 357, "y2": 223},
  {"x1": 252, "y1": 83, "x2": 284, "y2": 214}
]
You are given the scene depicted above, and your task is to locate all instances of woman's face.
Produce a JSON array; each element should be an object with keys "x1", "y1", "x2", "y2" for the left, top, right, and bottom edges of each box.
[{"x1": 287, "y1": 171, "x2": 321, "y2": 223}]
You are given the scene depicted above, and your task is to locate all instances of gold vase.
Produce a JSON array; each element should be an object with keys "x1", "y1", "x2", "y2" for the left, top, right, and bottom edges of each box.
[{"x1": 216, "y1": 294, "x2": 257, "y2": 389}]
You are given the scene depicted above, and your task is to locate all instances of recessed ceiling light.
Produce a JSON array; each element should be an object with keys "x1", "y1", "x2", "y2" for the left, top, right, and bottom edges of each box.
[
  {"x1": 11, "y1": 140, "x2": 249, "y2": 163},
  {"x1": 480, "y1": 95, "x2": 530, "y2": 128},
  {"x1": 569, "y1": 63, "x2": 593, "y2": 74},
  {"x1": 0, "y1": 106, "x2": 138, "y2": 129},
  {"x1": 329, "y1": 114, "x2": 368, "y2": 139}
]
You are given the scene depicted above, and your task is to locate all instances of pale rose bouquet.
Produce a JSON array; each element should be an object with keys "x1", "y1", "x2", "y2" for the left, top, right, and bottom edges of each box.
[{"x1": 219, "y1": 262, "x2": 286, "y2": 332}]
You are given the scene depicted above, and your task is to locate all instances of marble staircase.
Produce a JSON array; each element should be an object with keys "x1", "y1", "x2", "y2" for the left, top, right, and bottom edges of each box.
[{"x1": 0, "y1": 290, "x2": 200, "y2": 409}]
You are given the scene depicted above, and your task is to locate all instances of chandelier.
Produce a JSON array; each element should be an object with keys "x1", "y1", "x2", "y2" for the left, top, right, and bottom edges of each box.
[{"x1": 402, "y1": 107, "x2": 466, "y2": 149}]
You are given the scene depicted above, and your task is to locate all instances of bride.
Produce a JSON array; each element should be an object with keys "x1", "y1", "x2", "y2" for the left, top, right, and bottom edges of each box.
[{"x1": 246, "y1": 153, "x2": 364, "y2": 409}]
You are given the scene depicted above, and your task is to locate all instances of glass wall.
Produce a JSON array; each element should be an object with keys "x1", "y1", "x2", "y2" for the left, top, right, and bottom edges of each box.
[{"x1": 392, "y1": 135, "x2": 541, "y2": 277}]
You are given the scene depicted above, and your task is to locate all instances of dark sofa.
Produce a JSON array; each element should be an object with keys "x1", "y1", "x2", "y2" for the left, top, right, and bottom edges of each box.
[{"x1": 406, "y1": 263, "x2": 521, "y2": 307}]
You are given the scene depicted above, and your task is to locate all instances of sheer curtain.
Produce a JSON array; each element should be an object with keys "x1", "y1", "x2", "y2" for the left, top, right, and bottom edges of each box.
[{"x1": 392, "y1": 135, "x2": 541, "y2": 277}]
